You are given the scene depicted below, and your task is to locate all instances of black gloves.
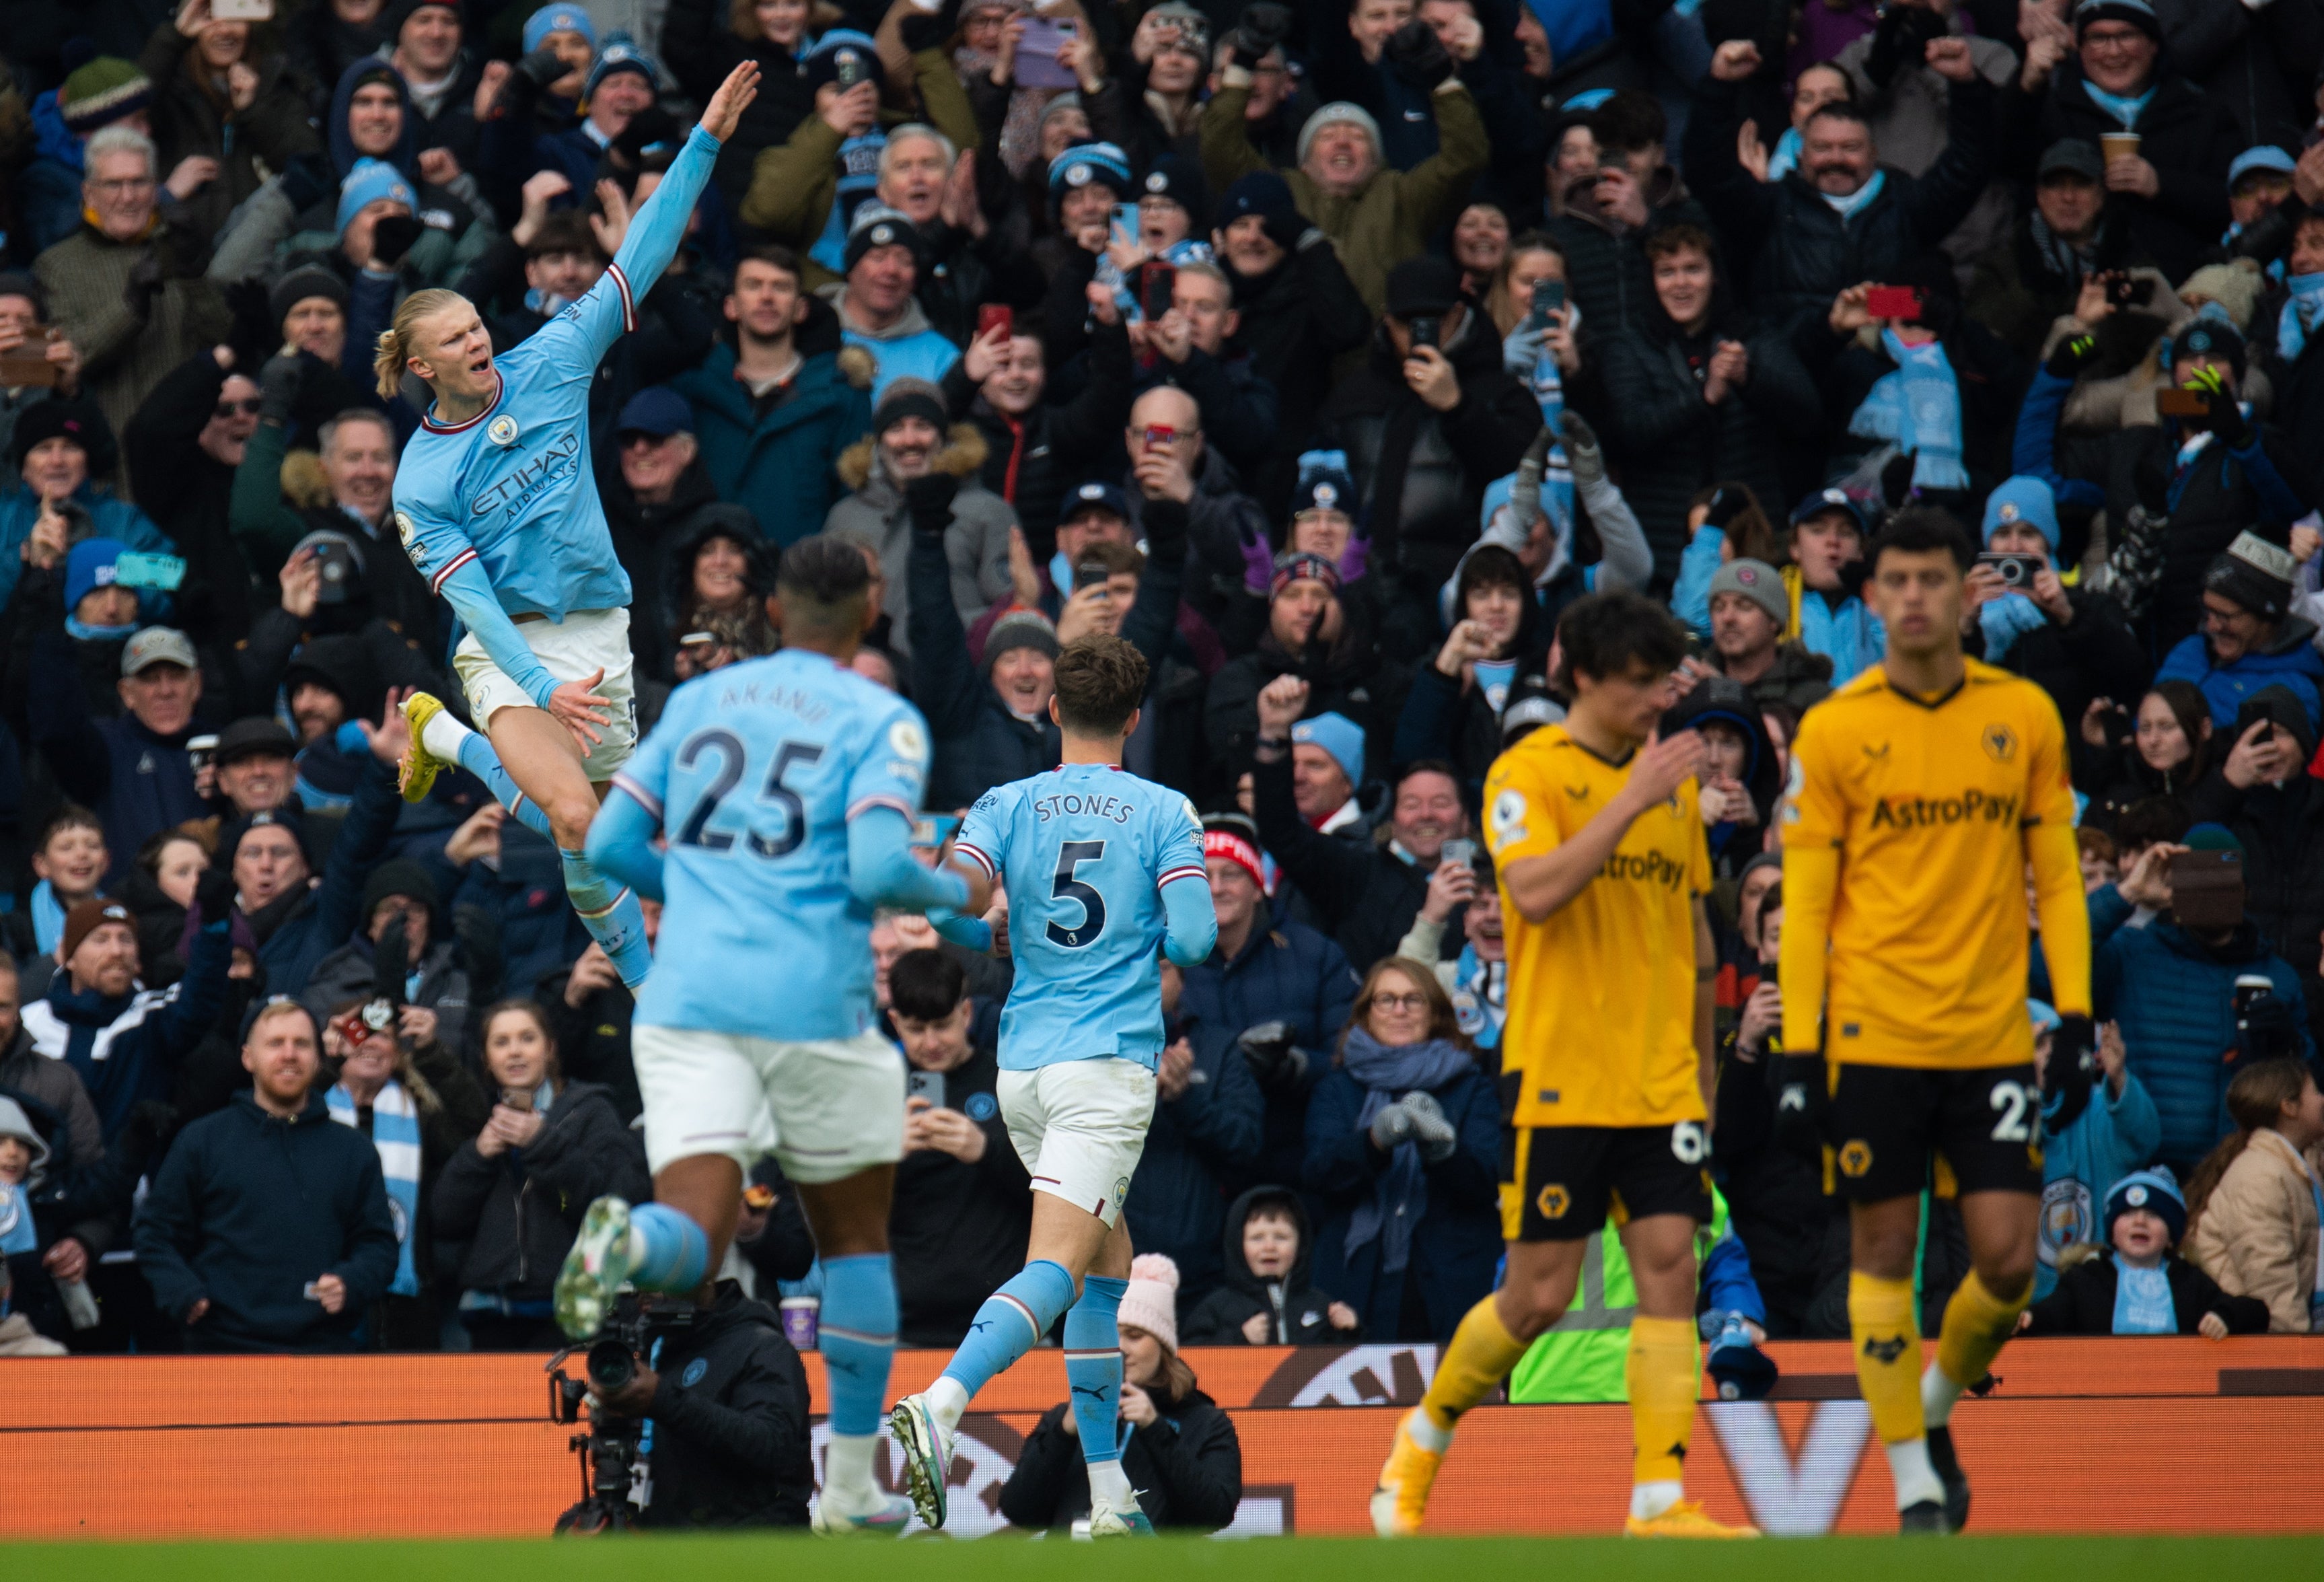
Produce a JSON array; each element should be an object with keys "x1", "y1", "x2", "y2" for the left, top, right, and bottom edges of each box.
[
  {"x1": 1263, "y1": 203, "x2": 1310, "y2": 253},
  {"x1": 279, "y1": 152, "x2": 334, "y2": 216},
  {"x1": 900, "y1": 0, "x2": 955, "y2": 55},
  {"x1": 194, "y1": 867, "x2": 238, "y2": 929},
  {"x1": 371, "y1": 214, "x2": 425, "y2": 268},
  {"x1": 124, "y1": 254, "x2": 167, "y2": 320},
  {"x1": 1770, "y1": 1049, "x2": 1830, "y2": 1156},
  {"x1": 1238, "y1": 1020, "x2": 1309, "y2": 1091},
  {"x1": 2041, "y1": 1012, "x2": 2096, "y2": 1124},
  {"x1": 904, "y1": 472, "x2": 960, "y2": 537},
  {"x1": 2045, "y1": 332, "x2": 2097, "y2": 381},
  {"x1": 1142, "y1": 496, "x2": 1190, "y2": 565},
  {"x1": 517, "y1": 44, "x2": 570, "y2": 89},
  {"x1": 258, "y1": 353, "x2": 303, "y2": 426},
  {"x1": 1226, "y1": 1, "x2": 1293, "y2": 61},
  {"x1": 1865, "y1": 1, "x2": 1945, "y2": 88},
  {"x1": 1383, "y1": 20, "x2": 1455, "y2": 90}
]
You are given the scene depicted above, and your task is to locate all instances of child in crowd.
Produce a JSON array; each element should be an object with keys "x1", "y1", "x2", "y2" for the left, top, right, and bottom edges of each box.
[
  {"x1": 0, "y1": 1097, "x2": 67, "y2": 1355},
  {"x1": 2021, "y1": 1170, "x2": 2267, "y2": 1338},
  {"x1": 1182, "y1": 1186, "x2": 1359, "y2": 1344}
]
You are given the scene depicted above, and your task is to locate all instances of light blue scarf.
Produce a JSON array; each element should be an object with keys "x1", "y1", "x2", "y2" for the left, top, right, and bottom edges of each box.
[
  {"x1": 1765, "y1": 125, "x2": 1801, "y2": 182},
  {"x1": 1449, "y1": 945, "x2": 1505, "y2": 1050},
  {"x1": 1821, "y1": 168, "x2": 1887, "y2": 222},
  {"x1": 1849, "y1": 328, "x2": 1967, "y2": 490},
  {"x1": 2279, "y1": 272, "x2": 2324, "y2": 363},
  {"x1": 1340, "y1": 1030, "x2": 1476, "y2": 1275},
  {"x1": 328, "y1": 1079, "x2": 423, "y2": 1297},
  {"x1": 30, "y1": 879, "x2": 68, "y2": 957},
  {"x1": 2082, "y1": 80, "x2": 2155, "y2": 129},
  {"x1": 2112, "y1": 1260, "x2": 2176, "y2": 1334},
  {"x1": 1526, "y1": 337, "x2": 1577, "y2": 544},
  {"x1": 63, "y1": 616, "x2": 136, "y2": 642},
  {"x1": 1979, "y1": 591, "x2": 2048, "y2": 661}
]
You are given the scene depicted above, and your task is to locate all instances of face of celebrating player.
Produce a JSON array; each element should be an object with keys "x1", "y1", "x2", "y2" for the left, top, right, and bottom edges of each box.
[
  {"x1": 1864, "y1": 546, "x2": 1966, "y2": 662},
  {"x1": 406, "y1": 297, "x2": 497, "y2": 408},
  {"x1": 1569, "y1": 657, "x2": 1680, "y2": 751}
]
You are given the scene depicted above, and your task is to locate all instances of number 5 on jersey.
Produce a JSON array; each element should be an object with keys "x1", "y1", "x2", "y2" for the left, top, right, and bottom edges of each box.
[{"x1": 1048, "y1": 840, "x2": 1107, "y2": 947}]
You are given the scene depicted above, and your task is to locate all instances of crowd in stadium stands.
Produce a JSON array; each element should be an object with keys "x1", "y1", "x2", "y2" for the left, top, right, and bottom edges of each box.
[{"x1": 3, "y1": 0, "x2": 2324, "y2": 1435}]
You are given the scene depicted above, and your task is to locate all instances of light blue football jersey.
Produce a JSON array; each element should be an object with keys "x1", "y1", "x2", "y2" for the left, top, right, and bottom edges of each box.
[
  {"x1": 955, "y1": 763, "x2": 1207, "y2": 1071},
  {"x1": 613, "y1": 648, "x2": 933, "y2": 1040},
  {"x1": 392, "y1": 124, "x2": 723, "y2": 623}
]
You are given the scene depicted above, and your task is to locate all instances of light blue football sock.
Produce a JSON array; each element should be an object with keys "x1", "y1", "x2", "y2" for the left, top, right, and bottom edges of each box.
[
  {"x1": 560, "y1": 845, "x2": 653, "y2": 988},
  {"x1": 819, "y1": 1253, "x2": 899, "y2": 1439},
  {"x1": 939, "y1": 1258, "x2": 1077, "y2": 1404},
  {"x1": 1064, "y1": 1275, "x2": 1128, "y2": 1466},
  {"x1": 625, "y1": 1202, "x2": 708, "y2": 1293},
  {"x1": 451, "y1": 729, "x2": 555, "y2": 840}
]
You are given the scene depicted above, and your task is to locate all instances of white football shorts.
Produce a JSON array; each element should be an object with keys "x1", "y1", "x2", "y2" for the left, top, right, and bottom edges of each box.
[
  {"x1": 996, "y1": 1057, "x2": 1157, "y2": 1227},
  {"x1": 452, "y1": 604, "x2": 637, "y2": 781},
  {"x1": 632, "y1": 1024, "x2": 905, "y2": 1184}
]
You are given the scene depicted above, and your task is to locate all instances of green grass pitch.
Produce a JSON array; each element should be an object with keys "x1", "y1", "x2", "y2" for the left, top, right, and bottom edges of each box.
[{"x1": 13, "y1": 1535, "x2": 2323, "y2": 1581}]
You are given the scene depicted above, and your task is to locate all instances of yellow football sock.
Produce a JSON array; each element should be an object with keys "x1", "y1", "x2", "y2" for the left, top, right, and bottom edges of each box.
[
  {"x1": 1932, "y1": 1269, "x2": 2026, "y2": 1412},
  {"x1": 1625, "y1": 1314, "x2": 1700, "y2": 1486},
  {"x1": 1420, "y1": 1295, "x2": 1530, "y2": 1435},
  {"x1": 1848, "y1": 1270, "x2": 1924, "y2": 1445}
]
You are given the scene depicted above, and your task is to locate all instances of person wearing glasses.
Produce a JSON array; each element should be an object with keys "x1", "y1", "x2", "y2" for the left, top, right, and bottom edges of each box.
[{"x1": 1302, "y1": 956, "x2": 1498, "y2": 1343}]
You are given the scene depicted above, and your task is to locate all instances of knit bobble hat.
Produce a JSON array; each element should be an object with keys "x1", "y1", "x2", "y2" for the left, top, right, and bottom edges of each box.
[
  {"x1": 59, "y1": 55, "x2": 154, "y2": 135},
  {"x1": 2105, "y1": 1167, "x2": 2187, "y2": 1247},
  {"x1": 982, "y1": 608, "x2": 1059, "y2": 675},
  {"x1": 1118, "y1": 1252, "x2": 1182, "y2": 1353}
]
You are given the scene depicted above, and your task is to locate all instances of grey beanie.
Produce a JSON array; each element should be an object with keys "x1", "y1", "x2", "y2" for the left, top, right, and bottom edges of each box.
[
  {"x1": 1297, "y1": 102, "x2": 1383, "y2": 166},
  {"x1": 1706, "y1": 557, "x2": 1787, "y2": 628}
]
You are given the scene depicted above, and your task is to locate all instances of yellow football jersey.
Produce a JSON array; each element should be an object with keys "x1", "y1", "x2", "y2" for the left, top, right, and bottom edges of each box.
[
  {"x1": 1782, "y1": 658, "x2": 2079, "y2": 1070},
  {"x1": 1484, "y1": 723, "x2": 1712, "y2": 1128}
]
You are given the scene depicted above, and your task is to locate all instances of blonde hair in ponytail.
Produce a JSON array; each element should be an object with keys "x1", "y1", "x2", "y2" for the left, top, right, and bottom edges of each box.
[
  {"x1": 2184, "y1": 1058, "x2": 2314, "y2": 1236},
  {"x1": 375, "y1": 287, "x2": 470, "y2": 400}
]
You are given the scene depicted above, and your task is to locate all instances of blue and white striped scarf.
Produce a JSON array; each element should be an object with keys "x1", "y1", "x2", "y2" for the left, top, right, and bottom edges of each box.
[
  {"x1": 328, "y1": 1079, "x2": 421, "y2": 1297},
  {"x1": 1850, "y1": 328, "x2": 1968, "y2": 490}
]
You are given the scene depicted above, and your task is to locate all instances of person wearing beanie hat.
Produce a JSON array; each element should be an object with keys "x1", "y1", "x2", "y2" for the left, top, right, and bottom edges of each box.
[
  {"x1": 996, "y1": 1248, "x2": 1244, "y2": 1532},
  {"x1": 271, "y1": 265, "x2": 353, "y2": 355},
  {"x1": 62, "y1": 537, "x2": 141, "y2": 639},
  {"x1": 334, "y1": 157, "x2": 416, "y2": 238},
  {"x1": 1046, "y1": 141, "x2": 1132, "y2": 213},
  {"x1": 523, "y1": 3, "x2": 597, "y2": 59},
  {"x1": 59, "y1": 57, "x2": 155, "y2": 137},
  {"x1": 1967, "y1": 474, "x2": 2144, "y2": 726},
  {"x1": 1136, "y1": 152, "x2": 1212, "y2": 240},
  {"x1": 830, "y1": 204, "x2": 960, "y2": 400},
  {"x1": 1290, "y1": 709, "x2": 1365, "y2": 791},
  {"x1": 298, "y1": 855, "x2": 472, "y2": 1057},
  {"x1": 0, "y1": 395, "x2": 176, "y2": 617},
  {"x1": 2154, "y1": 530, "x2": 2324, "y2": 732},
  {"x1": 585, "y1": 32, "x2": 661, "y2": 103},
  {"x1": 1706, "y1": 557, "x2": 1789, "y2": 633},
  {"x1": 2022, "y1": 1165, "x2": 2267, "y2": 1336},
  {"x1": 1208, "y1": 38, "x2": 1486, "y2": 316}
]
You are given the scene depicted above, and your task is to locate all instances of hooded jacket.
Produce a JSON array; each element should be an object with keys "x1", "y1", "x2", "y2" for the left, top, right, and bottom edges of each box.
[
  {"x1": 828, "y1": 417, "x2": 1013, "y2": 653},
  {"x1": 2091, "y1": 884, "x2": 2316, "y2": 1172},
  {"x1": 430, "y1": 1078, "x2": 650, "y2": 1302},
  {"x1": 133, "y1": 1087, "x2": 400, "y2": 1351},
  {"x1": 1181, "y1": 1184, "x2": 1348, "y2": 1344},
  {"x1": 2155, "y1": 618, "x2": 2324, "y2": 733},
  {"x1": 670, "y1": 340, "x2": 872, "y2": 548},
  {"x1": 632, "y1": 1281, "x2": 816, "y2": 1528},
  {"x1": 815, "y1": 284, "x2": 963, "y2": 402},
  {"x1": 612, "y1": 474, "x2": 765, "y2": 680}
]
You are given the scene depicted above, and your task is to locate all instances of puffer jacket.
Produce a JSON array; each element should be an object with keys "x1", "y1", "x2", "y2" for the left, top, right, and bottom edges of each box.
[
  {"x1": 1315, "y1": 317, "x2": 1541, "y2": 612},
  {"x1": 670, "y1": 337, "x2": 872, "y2": 548},
  {"x1": 1683, "y1": 72, "x2": 1996, "y2": 333},
  {"x1": 1181, "y1": 1184, "x2": 1350, "y2": 1345},
  {"x1": 429, "y1": 1079, "x2": 649, "y2": 1302},
  {"x1": 2091, "y1": 885, "x2": 2317, "y2": 1174},
  {"x1": 1590, "y1": 314, "x2": 1821, "y2": 583},
  {"x1": 2155, "y1": 620, "x2": 2324, "y2": 733},
  {"x1": 822, "y1": 423, "x2": 1015, "y2": 663},
  {"x1": 2186, "y1": 1127, "x2": 2324, "y2": 1332}
]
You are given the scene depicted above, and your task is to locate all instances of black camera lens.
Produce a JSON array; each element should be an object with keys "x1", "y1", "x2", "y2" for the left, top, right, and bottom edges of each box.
[{"x1": 587, "y1": 1337, "x2": 637, "y2": 1394}]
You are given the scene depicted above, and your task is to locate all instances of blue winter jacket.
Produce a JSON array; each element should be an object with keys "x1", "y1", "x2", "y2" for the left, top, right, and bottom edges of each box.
[
  {"x1": 134, "y1": 1089, "x2": 399, "y2": 1351},
  {"x1": 0, "y1": 481, "x2": 172, "y2": 612},
  {"x1": 1303, "y1": 1058, "x2": 1502, "y2": 1340},
  {"x1": 254, "y1": 756, "x2": 404, "y2": 997},
  {"x1": 2091, "y1": 884, "x2": 2315, "y2": 1174},
  {"x1": 2153, "y1": 625, "x2": 2324, "y2": 732},
  {"x1": 669, "y1": 346, "x2": 871, "y2": 544},
  {"x1": 19, "y1": 916, "x2": 233, "y2": 1144},
  {"x1": 2036, "y1": 1068, "x2": 2162, "y2": 1297}
]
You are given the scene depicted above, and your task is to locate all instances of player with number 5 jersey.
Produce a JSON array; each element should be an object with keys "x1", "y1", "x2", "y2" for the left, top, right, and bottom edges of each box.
[{"x1": 891, "y1": 634, "x2": 1215, "y2": 1540}]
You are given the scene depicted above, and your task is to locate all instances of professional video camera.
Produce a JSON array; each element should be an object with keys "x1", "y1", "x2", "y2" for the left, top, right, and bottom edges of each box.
[{"x1": 544, "y1": 1292, "x2": 700, "y2": 1534}]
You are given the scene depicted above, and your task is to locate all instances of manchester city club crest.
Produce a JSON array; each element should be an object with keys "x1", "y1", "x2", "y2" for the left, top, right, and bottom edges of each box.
[{"x1": 486, "y1": 414, "x2": 519, "y2": 447}]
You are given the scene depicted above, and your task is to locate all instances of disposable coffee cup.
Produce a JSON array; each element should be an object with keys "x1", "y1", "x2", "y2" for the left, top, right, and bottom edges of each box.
[
  {"x1": 2099, "y1": 131, "x2": 2141, "y2": 163},
  {"x1": 780, "y1": 1296, "x2": 820, "y2": 1350}
]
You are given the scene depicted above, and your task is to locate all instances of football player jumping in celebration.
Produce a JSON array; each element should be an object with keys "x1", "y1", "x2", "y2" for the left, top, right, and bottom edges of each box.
[
  {"x1": 383, "y1": 61, "x2": 764, "y2": 991},
  {"x1": 890, "y1": 633, "x2": 1217, "y2": 1538},
  {"x1": 1780, "y1": 511, "x2": 2093, "y2": 1534},
  {"x1": 556, "y1": 538, "x2": 973, "y2": 1534}
]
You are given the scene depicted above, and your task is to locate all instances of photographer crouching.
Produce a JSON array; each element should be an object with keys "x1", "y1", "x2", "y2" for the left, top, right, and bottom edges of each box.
[{"x1": 566, "y1": 1228, "x2": 817, "y2": 1528}]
